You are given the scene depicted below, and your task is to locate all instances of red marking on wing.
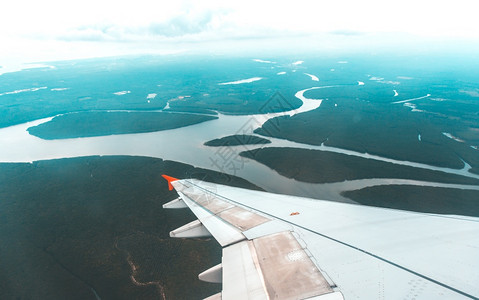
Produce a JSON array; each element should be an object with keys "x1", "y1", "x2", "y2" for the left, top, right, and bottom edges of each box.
[{"x1": 162, "y1": 175, "x2": 179, "y2": 191}]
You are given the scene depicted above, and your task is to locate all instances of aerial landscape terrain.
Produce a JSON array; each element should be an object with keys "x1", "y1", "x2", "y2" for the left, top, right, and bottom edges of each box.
[
  {"x1": 2, "y1": 0, "x2": 479, "y2": 298},
  {"x1": 1, "y1": 52, "x2": 479, "y2": 299}
]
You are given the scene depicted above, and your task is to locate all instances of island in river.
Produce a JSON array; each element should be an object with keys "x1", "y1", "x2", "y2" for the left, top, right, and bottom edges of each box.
[
  {"x1": 27, "y1": 111, "x2": 218, "y2": 139},
  {"x1": 204, "y1": 134, "x2": 271, "y2": 147},
  {"x1": 240, "y1": 147, "x2": 479, "y2": 185}
]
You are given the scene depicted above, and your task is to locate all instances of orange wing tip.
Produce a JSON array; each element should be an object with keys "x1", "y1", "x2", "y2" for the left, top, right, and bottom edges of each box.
[
  {"x1": 290, "y1": 212, "x2": 300, "y2": 216},
  {"x1": 162, "y1": 175, "x2": 179, "y2": 191}
]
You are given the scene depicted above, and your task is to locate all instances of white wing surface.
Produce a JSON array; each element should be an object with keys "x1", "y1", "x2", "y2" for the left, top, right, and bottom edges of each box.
[{"x1": 162, "y1": 176, "x2": 479, "y2": 300}]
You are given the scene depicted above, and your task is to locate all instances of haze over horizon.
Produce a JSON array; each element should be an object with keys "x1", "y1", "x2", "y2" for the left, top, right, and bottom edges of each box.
[{"x1": 2, "y1": 0, "x2": 479, "y2": 65}]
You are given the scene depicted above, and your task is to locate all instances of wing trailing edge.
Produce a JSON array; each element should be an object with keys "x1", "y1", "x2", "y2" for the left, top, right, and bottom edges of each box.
[{"x1": 163, "y1": 177, "x2": 344, "y2": 300}]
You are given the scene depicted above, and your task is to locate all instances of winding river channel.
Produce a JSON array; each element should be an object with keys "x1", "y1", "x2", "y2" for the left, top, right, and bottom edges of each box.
[{"x1": 1, "y1": 85, "x2": 478, "y2": 203}]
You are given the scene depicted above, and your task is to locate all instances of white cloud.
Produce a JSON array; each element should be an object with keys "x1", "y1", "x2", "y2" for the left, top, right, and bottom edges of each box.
[{"x1": 1, "y1": 0, "x2": 479, "y2": 63}]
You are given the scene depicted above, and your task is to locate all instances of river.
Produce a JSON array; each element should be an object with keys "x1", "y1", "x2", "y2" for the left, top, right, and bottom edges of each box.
[{"x1": 1, "y1": 85, "x2": 478, "y2": 203}]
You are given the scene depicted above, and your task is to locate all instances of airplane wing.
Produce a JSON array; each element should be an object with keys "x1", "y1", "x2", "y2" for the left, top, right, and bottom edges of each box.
[{"x1": 161, "y1": 175, "x2": 479, "y2": 300}]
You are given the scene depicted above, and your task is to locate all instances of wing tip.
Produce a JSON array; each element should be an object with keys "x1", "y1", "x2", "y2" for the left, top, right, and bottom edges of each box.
[{"x1": 162, "y1": 174, "x2": 179, "y2": 191}]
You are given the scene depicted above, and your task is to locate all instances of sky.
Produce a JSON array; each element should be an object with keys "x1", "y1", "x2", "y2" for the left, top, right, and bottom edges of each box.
[{"x1": 1, "y1": 0, "x2": 479, "y2": 64}]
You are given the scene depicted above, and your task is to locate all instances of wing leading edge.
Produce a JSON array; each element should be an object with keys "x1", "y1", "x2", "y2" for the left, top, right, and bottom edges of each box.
[{"x1": 162, "y1": 176, "x2": 479, "y2": 300}]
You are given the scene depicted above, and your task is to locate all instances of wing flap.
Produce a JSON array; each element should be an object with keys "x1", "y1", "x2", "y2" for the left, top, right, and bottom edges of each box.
[
  {"x1": 217, "y1": 206, "x2": 270, "y2": 231},
  {"x1": 252, "y1": 231, "x2": 334, "y2": 299},
  {"x1": 222, "y1": 240, "x2": 269, "y2": 299},
  {"x1": 177, "y1": 190, "x2": 246, "y2": 246},
  {"x1": 221, "y1": 231, "x2": 340, "y2": 299}
]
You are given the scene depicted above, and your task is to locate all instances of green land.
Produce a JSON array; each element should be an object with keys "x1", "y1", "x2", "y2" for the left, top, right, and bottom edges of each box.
[
  {"x1": 204, "y1": 134, "x2": 271, "y2": 147},
  {"x1": 0, "y1": 56, "x2": 304, "y2": 128},
  {"x1": 27, "y1": 111, "x2": 217, "y2": 139},
  {"x1": 240, "y1": 147, "x2": 479, "y2": 185},
  {"x1": 342, "y1": 185, "x2": 479, "y2": 217},
  {"x1": 0, "y1": 156, "x2": 260, "y2": 299},
  {"x1": 255, "y1": 85, "x2": 479, "y2": 172}
]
